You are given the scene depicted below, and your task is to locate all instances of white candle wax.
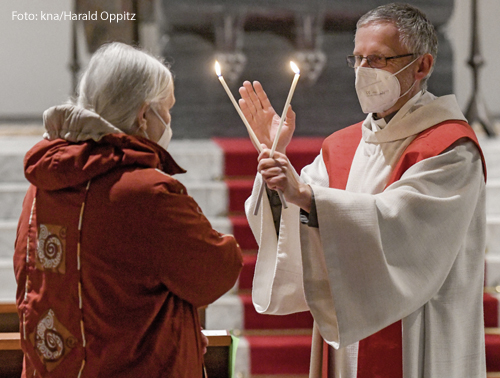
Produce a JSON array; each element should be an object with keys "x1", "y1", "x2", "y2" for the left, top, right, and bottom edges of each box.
[
  {"x1": 215, "y1": 63, "x2": 262, "y2": 151},
  {"x1": 270, "y1": 71, "x2": 300, "y2": 156}
]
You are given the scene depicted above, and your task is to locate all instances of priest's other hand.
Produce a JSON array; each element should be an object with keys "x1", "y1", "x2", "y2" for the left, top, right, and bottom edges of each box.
[
  {"x1": 238, "y1": 81, "x2": 295, "y2": 154},
  {"x1": 258, "y1": 146, "x2": 312, "y2": 212}
]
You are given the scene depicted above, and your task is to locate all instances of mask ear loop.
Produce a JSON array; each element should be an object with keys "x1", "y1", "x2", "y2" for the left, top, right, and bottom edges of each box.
[
  {"x1": 134, "y1": 103, "x2": 151, "y2": 139},
  {"x1": 150, "y1": 107, "x2": 170, "y2": 130},
  {"x1": 392, "y1": 55, "x2": 421, "y2": 77},
  {"x1": 136, "y1": 120, "x2": 149, "y2": 139},
  {"x1": 393, "y1": 56, "x2": 421, "y2": 100}
]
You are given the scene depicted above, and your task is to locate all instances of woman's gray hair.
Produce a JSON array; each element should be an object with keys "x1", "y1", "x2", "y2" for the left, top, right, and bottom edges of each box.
[
  {"x1": 356, "y1": 3, "x2": 438, "y2": 90},
  {"x1": 75, "y1": 42, "x2": 173, "y2": 134}
]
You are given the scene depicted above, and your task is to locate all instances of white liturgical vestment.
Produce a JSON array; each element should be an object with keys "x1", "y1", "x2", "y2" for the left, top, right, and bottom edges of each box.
[{"x1": 245, "y1": 91, "x2": 487, "y2": 378}]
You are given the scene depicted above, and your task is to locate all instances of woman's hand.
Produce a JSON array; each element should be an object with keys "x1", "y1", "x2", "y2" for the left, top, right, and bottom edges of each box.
[
  {"x1": 257, "y1": 146, "x2": 312, "y2": 212},
  {"x1": 238, "y1": 81, "x2": 295, "y2": 154},
  {"x1": 201, "y1": 328, "x2": 208, "y2": 355}
]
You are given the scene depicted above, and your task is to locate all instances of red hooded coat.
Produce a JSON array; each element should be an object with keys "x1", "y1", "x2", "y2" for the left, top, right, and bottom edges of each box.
[{"x1": 14, "y1": 124, "x2": 243, "y2": 377}]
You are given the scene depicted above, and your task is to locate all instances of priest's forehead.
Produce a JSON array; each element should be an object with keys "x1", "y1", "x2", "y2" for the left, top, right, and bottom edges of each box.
[{"x1": 353, "y1": 22, "x2": 406, "y2": 57}]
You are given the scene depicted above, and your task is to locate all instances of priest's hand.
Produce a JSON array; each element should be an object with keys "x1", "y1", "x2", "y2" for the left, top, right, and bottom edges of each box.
[
  {"x1": 258, "y1": 146, "x2": 312, "y2": 212},
  {"x1": 238, "y1": 81, "x2": 295, "y2": 154}
]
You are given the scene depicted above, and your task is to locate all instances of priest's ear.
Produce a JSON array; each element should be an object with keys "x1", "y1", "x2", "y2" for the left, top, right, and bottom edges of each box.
[{"x1": 415, "y1": 53, "x2": 434, "y2": 82}]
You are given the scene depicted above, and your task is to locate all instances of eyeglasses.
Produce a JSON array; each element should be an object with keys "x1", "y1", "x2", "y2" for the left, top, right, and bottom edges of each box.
[{"x1": 346, "y1": 53, "x2": 415, "y2": 68}]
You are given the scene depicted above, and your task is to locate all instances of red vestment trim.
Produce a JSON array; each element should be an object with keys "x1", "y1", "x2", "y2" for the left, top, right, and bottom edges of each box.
[{"x1": 320, "y1": 120, "x2": 485, "y2": 378}]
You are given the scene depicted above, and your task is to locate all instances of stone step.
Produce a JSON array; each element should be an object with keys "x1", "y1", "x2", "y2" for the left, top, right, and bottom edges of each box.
[
  {"x1": 486, "y1": 255, "x2": 500, "y2": 287},
  {"x1": 167, "y1": 140, "x2": 223, "y2": 183},
  {"x1": 0, "y1": 136, "x2": 43, "y2": 183},
  {"x1": 164, "y1": 180, "x2": 227, "y2": 217},
  {"x1": 480, "y1": 137, "x2": 500, "y2": 180},
  {"x1": 488, "y1": 216, "x2": 500, "y2": 255},
  {"x1": 0, "y1": 183, "x2": 29, "y2": 221},
  {"x1": 0, "y1": 259, "x2": 16, "y2": 303},
  {"x1": 0, "y1": 221, "x2": 17, "y2": 260},
  {"x1": 487, "y1": 179, "x2": 500, "y2": 215},
  {"x1": 206, "y1": 292, "x2": 244, "y2": 331}
]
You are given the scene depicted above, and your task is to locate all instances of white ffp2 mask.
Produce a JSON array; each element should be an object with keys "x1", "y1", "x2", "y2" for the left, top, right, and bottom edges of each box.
[
  {"x1": 151, "y1": 108, "x2": 173, "y2": 150},
  {"x1": 355, "y1": 57, "x2": 419, "y2": 114}
]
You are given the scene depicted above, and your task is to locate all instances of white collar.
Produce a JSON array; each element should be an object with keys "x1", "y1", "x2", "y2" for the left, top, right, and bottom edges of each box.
[{"x1": 362, "y1": 91, "x2": 467, "y2": 144}]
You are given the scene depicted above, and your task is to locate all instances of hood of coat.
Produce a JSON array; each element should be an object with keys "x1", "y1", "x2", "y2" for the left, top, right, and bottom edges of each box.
[{"x1": 25, "y1": 105, "x2": 185, "y2": 191}]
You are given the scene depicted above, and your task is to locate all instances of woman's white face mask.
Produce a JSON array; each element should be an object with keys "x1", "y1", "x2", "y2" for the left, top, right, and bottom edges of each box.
[
  {"x1": 354, "y1": 56, "x2": 419, "y2": 114},
  {"x1": 151, "y1": 107, "x2": 173, "y2": 150}
]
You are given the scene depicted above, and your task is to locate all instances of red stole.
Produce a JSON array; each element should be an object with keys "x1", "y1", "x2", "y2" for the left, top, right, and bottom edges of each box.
[{"x1": 320, "y1": 120, "x2": 486, "y2": 378}]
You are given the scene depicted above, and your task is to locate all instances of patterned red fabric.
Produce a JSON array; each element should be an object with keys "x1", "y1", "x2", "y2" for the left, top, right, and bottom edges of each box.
[{"x1": 321, "y1": 120, "x2": 485, "y2": 378}]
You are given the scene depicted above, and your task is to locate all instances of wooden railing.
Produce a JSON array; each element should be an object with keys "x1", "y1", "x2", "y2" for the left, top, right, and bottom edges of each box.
[{"x1": 0, "y1": 332, "x2": 20, "y2": 350}]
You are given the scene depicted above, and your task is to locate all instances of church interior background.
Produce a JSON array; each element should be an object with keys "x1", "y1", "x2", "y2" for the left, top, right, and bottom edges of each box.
[
  {"x1": 1, "y1": 0, "x2": 500, "y2": 136},
  {"x1": 1, "y1": 0, "x2": 500, "y2": 377}
]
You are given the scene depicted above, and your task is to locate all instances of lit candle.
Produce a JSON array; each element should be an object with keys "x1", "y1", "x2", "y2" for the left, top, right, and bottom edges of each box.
[
  {"x1": 270, "y1": 61, "x2": 300, "y2": 156},
  {"x1": 214, "y1": 60, "x2": 288, "y2": 213},
  {"x1": 214, "y1": 61, "x2": 261, "y2": 151},
  {"x1": 253, "y1": 61, "x2": 300, "y2": 214}
]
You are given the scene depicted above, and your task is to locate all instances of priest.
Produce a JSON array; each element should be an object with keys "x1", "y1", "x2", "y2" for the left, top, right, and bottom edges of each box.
[{"x1": 239, "y1": 3, "x2": 487, "y2": 378}]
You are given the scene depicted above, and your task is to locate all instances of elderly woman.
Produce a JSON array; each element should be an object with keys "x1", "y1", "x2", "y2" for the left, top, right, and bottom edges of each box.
[{"x1": 14, "y1": 42, "x2": 243, "y2": 377}]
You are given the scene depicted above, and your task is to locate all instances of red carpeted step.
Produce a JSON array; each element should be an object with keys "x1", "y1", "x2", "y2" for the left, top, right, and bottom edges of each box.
[
  {"x1": 226, "y1": 178, "x2": 254, "y2": 213},
  {"x1": 246, "y1": 334, "x2": 312, "y2": 375},
  {"x1": 245, "y1": 332, "x2": 500, "y2": 375},
  {"x1": 240, "y1": 293, "x2": 313, "y2": 330},
  {"x1": 485, "y1": 292, "x2": 499, "y2": 328},
  {"x1": 213, "y1": 137, "x2": 259, "y2": 177},
  {"x1": 245, "y1": 330, "x2": 500, "y2": 375},
  {"x1": 230, "y1": 215, "x2": 258, "y2": 250},
  {"x1": 240, "y1": 253, "x2": 257, "y2": 291},
  {"x1": 214, "y1": 137, "x2": 324, "y2": 178},
  {"x1": 487, "y1": 329, "x2": 500, "y2": 372}
]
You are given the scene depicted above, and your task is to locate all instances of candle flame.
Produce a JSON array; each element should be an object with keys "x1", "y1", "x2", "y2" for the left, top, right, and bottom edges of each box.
[
  {"x1": 215, "y1": 61, "x2": 222, "y2": 77},
  {"x1": 290, "y1": 61, "x2": 300, "y2": 75}
]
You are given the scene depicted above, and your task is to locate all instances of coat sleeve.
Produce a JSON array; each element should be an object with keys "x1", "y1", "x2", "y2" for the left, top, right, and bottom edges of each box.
[
  {"x1": 305, "y1": 140, "x2": 486, "y2": 348},
  {"x1": 246, "y1": 152, "x2": 329, "y2": 315},
  {"x1": 148, "y1": 176, "x2": 243, "y2": 308}
]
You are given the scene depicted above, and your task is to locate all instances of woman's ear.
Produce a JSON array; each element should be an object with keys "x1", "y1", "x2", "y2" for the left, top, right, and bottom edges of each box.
[{"x1": 136, "y1": 103, "x2": 149, "y2": 134}]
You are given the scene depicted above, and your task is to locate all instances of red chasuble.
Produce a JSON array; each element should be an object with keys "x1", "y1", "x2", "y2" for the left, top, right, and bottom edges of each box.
[{"x1": 320, "y1": 120, "x2": 486, "y2": 378}]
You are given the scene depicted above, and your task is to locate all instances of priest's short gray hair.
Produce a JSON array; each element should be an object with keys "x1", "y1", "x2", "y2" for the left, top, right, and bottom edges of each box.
[
  {"x1": 75, "y1": 42, "x2": 173, "y2": 135},
  {"x1": 356, "y1": 3, "x2": 438, "y2": 90}
]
